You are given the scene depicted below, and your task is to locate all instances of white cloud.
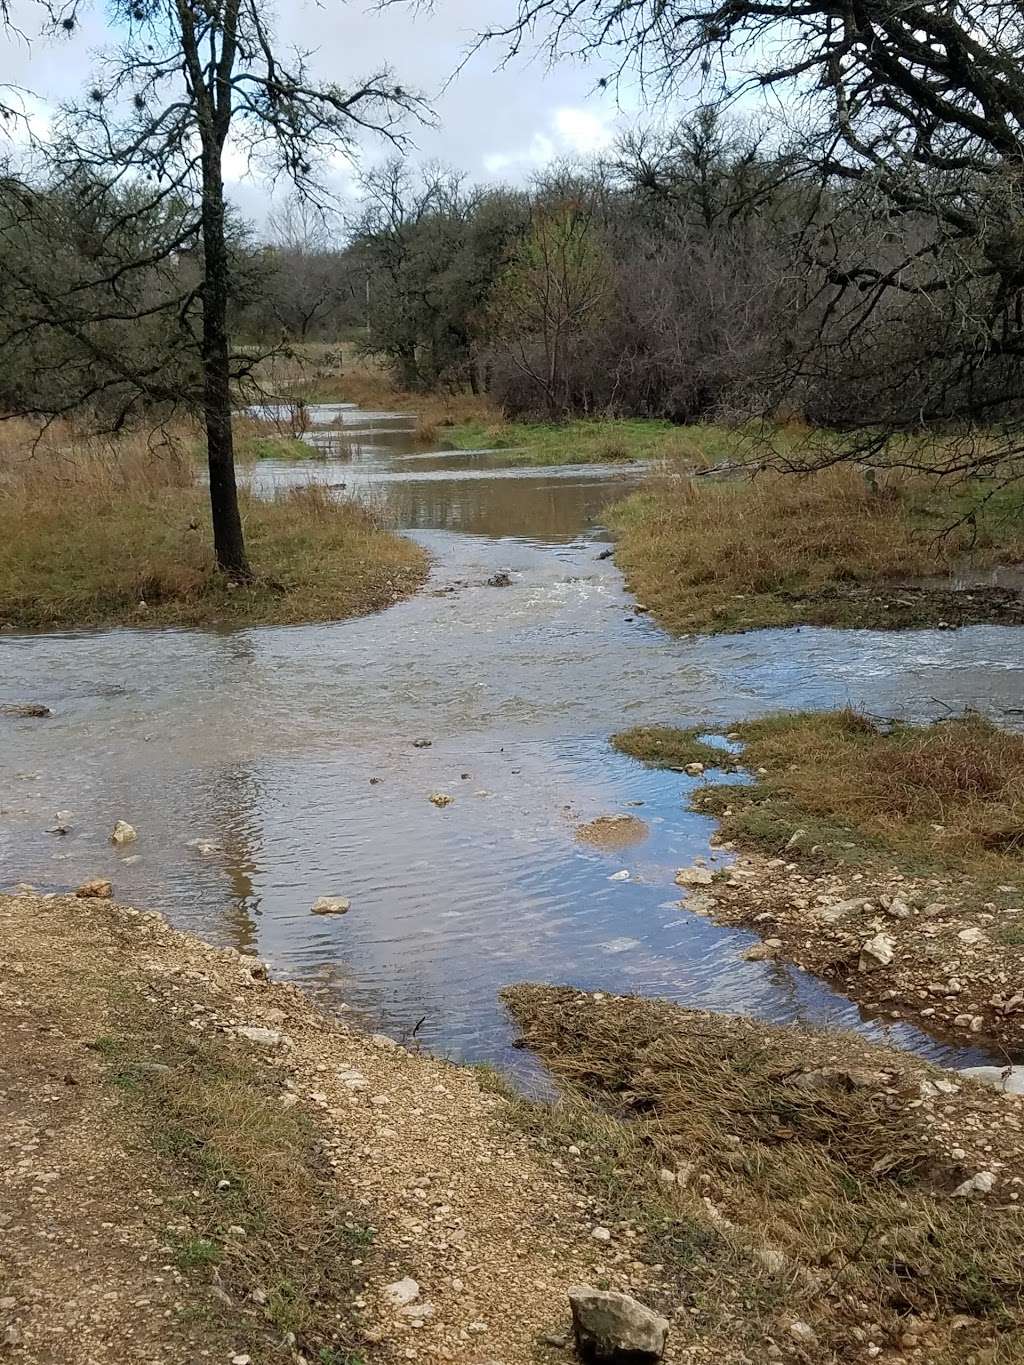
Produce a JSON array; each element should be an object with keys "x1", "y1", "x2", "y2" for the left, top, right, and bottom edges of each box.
[{"x1": 482, "y1": 105, "x2": 616, "y2": 177}]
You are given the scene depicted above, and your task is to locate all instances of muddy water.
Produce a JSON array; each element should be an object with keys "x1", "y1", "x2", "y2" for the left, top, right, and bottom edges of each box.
[{"x1": 4, "y1": 405, "x2": 1024, "y2": 1072}]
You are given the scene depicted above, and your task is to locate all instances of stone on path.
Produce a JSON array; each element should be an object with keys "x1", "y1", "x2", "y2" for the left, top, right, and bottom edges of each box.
[
  {"x1": 382, "y1": 1277, "x2": 420, "y2": 1309},
  {"x1": 568, "y1": 1286, "x2": 669, "y2": 1363}
]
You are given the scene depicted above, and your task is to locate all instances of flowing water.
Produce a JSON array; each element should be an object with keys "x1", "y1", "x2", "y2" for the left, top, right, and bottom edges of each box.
[{"x1": 4, "y1": 403, "x2": 1024, "y2": 1073}]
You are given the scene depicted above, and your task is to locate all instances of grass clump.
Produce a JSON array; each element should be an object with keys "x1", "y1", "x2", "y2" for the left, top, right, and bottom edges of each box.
[
  {"x1": 607, "y1": 464, "x2": 1024, "y2": 634},
  {"x1": 0, "y1": 428, "x2": 428, "y2": 629},
  {"x1": 505, "y1": 985, "x2": 1024, "y2": 1363},
  {"x1": 612, "y1": 725, "x2": 739, "y2": 771},
  {"x1": 236, "y1": 432, "x2": 321, "y2": 461}
]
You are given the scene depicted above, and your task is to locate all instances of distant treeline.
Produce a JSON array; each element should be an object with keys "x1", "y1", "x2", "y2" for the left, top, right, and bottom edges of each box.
[{"x1": 3, "y1": 108, "x2": 1023, "y2": 430}]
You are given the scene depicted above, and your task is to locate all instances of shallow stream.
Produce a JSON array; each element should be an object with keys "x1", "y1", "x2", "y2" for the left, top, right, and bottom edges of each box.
[{"x1": 4, "y1": 404, "x2": 1024, "y2": 1071}]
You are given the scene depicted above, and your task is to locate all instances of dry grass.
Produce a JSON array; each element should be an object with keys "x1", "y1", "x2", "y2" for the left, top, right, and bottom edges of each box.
[
  {"x1": 608, "y1": 464, "x2": 1024, "y2": 633},
  {"x1": 0, "y1": 421, "x2": 428, "y2": 630},
  {"x1": 619, "y1": 709, "x2": 1024, "y2": 880},
  {"x1": 504, "y1": 985, "x2": 1024, "y2": 1364}
]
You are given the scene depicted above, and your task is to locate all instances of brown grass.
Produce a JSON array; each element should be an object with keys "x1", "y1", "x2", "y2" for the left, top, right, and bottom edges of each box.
[
  {"x1": 619, "y1": 709, "x2": 1024, "y2": 880},
  {"x1": 504, "y1": 985, "x2": 1024, "y2": 1364},
  {"x1": 0, "y1": 420, "x2": 428, "y2": 630},
  {"x1": 608, "y1": 464, "x2": 1024, "y2": 633}
]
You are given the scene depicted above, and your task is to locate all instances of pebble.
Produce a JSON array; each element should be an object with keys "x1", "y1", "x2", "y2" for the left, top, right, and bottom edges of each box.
[{"x1": 591, "y1": 1225, "x2": 611, "y2": 1241}]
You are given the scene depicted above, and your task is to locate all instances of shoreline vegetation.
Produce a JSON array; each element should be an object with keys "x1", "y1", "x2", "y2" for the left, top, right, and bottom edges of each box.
[
  {"x1": 5, "y1": 888, "x2": 1023, "y2": 1364},
  {"x1": 268, "y1": 355, "x2": 1024, "y2": 634},
  {"x1": 0, "y1": 420, "x2": 428, "y2": 631},
  {"x1": 614, "y1": 710, "x2": 1024, "y2": 1050}
]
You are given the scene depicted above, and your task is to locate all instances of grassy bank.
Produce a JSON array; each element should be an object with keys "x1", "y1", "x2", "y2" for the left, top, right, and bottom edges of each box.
[
  {"x1": 0, "y1": 425, "x2": 428, "y2": 630},
  {"x1": 608, "y1": 464, "x2": 1024, "y2": 633},
  {"x1": 443, "y1": 416, "x2": 742, "y2": 466},
  {"x1": 627, "y1": 709, "x2": 1024, "y2": 881},
  {"x1": 615, "y1": 710, "x2": 1024, "y2": 1047},
  {"x1": 505, "y1": 985, "x2": 1024, "y2": 1365}
]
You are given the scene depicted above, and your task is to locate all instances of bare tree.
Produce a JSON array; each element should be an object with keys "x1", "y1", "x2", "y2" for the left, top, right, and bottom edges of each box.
[
  {"x1": 4, "y1": 1, "x2": 422, "y2": 576},
  {"x1": 482, "y1": 1, "x2": 1024, "y2": 477}
]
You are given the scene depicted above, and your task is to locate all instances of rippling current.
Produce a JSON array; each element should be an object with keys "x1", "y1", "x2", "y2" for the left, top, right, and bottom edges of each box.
[{"x1": 4, "y1": 403, "x2": 1024, "y2": 1072}]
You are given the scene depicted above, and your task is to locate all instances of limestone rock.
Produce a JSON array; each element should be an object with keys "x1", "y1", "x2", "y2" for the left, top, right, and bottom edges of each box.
[
  {"x1": 311, "y1": 896, "x2": 351, "y2": 915},
  {"x1": 235, "y1": 1026, "x2": 284, "y2": 1048},
  {"x1": 429, "y1": 792, "x2": 453, "y2": 808},
  {"x1": 76, "y1": 878, "x2": 113, "y2": 899},
  {"x1": 952, "y1": 1170, "x2": 996, "y2": 1198},
  {"x1": 568, "y1": 1286, "x2": 669, "y2": 1363},
  {"x1": 958, "y1": 1064, "x2": 1024, "y2": 1095},
  {"x1": 674, "y1": 865, "x2": 713, "y2": 888},
  {"x1": 111, "y1": 820, "x2": 137, "y2": 845},
  {"x1": 382, "y1": 1277, "x2": 420, "y2": 1309},
  {"x1": 858, "y1": 932, "x2": 894, "y2": 971}
]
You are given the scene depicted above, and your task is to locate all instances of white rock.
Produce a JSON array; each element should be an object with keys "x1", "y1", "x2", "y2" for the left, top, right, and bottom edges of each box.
[
  {"x1": 789, "y1": 1321, "x2": 817, "y2": 1345},
  {"x1": 958, "y1": 1064, "x2": 1024, "y2": 1095},
  {"x1": 885, "y1": 897, "x2": 912, "y2": 920},
  {"x1": 952, "y1": 1170, "x2": 996, "y2": 1198},
  {"x1": 785, "y1": 829, "x2": 807, "y2": 850},
  {"x1": 235, "y1": 1026, "x2": 284, "y2": 1047},
  {"x1": 608, "y1": 870, "x2": 630, "y2": 881},
  {"x1": 383, "y1": 1277, "x2": 420, "y2": 1309},
  {"x1": 958, "y1": 926, "x2": 986, "y2": 945},
  {"x1": 311, "y1": 896, "x2": 351, "y2": 915},
  {"x1": 110, "y1": 820, "x2": 137, "y2": 844},
  {"x1": 591, "y1": 1225, "x2": 612, "y2": 1242},
  {"x1": 684, "y1": 762, "x2": 704, "y2": 775},
  {"x1": 337, "y1": 1067, "x2": 368, "y2": 1090},
  {"x1": 568, "y1": 1286, "x2": 669, "y2": 1363},
  {"x1": 674, "y1": 865, "x2": 713, "y2": 888},
  {"x1": 858, "y1": 932, "x2": 895, "y2": 970}
]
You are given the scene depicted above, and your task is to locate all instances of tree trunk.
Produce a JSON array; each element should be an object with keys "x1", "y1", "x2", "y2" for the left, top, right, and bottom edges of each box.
[{"x1": 200, "y1": 148, "x2": 249, "y2": 579}]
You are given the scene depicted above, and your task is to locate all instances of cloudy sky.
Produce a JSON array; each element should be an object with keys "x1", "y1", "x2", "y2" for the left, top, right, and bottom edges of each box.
[{"x1": 0, "y1": 1, "x2": 654, "y2": 224}]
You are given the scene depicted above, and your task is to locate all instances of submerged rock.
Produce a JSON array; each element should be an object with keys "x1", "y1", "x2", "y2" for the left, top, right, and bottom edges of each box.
[
  {"x1": 486, "y1": 570, "x2": 513, "y2": 587},
  {"x1": 568, "y1": 1286, "x2": 669, "y2": 1363},
  {"x1": 412, "y1": 737, "x2": 432, "y2": 748},
  {"x1": 0, "y1": 702, "x2": 51, "y2": 718},
  {"x1": 76, "y1": 878, "x2": 112, "y2": 900},
  {"x1": 311, "y1": 896, "x2": 351, "y2": 916}
]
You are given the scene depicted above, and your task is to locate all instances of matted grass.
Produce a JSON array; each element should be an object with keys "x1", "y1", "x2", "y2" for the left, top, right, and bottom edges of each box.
[
  {"x1": 0, "y1": 424, "x2": 428, "y2": 630},
  {"x1": 608, "y1": 465, "x2": 1024, "y2": 633},
  {"x1": 505, "y1": 985, "x2": 1024, "y2": 1364}
]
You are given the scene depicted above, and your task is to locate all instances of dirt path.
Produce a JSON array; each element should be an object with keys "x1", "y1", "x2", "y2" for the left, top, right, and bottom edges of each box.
[{"x1": 0, "y1": 891, "x2": 708, "y2": 1365}]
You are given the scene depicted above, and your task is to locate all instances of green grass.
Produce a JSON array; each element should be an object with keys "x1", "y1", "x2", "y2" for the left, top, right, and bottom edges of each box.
[
  {"x1": 444, "y1": 417, "x2": 758, "y2": 467},
  {"x1": 612, "y1": 725, "x2": 740, "y2": 771},
  {"x1": 236, "y1": 433, "x2": 321, "y2": 461}
]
